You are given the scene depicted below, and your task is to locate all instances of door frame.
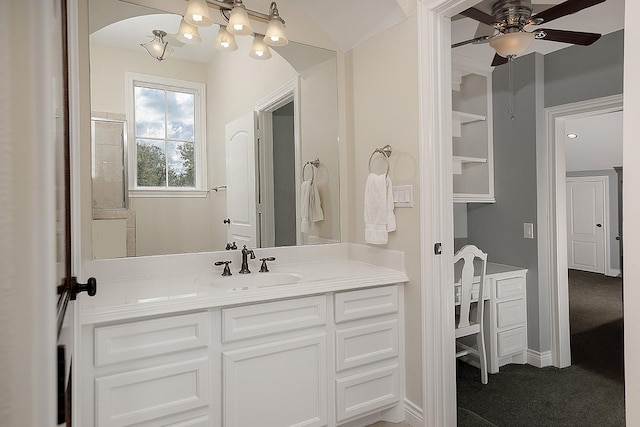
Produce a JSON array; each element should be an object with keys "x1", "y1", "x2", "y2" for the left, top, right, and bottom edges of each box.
[
  {"x1": 566, "y1": 175, "x2": 611, "y2": 275},
  {"x1": 539, "y1": 94, "x2": 623, "y2": 368},
  {"x1": 255, "y1": 78, "x2": 301, "y2": 246},
  {"x1": 418, "y1": 0, "x2": 479, "y2": 425}
]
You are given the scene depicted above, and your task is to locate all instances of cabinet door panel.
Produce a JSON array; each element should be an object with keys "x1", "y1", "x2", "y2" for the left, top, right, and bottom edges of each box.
[
  {"x1": 95, "y1": 358, "x2": 209, "y2": 427},
  {"x1": 497, "y1": 327, "x2": 526, "y2": 357},
  {"x1": 335, "y1": 364, "x2": 399, "y2": 423},
  {"x1": 94, "y1": 312, "x2": 209, "y2": 366},
  {"x1": 335, "y1": 320, "x2": 398, "y2": 372},
  {"x1": 223, "y1": 334, "x2": 327, "y2": 427},
  {"x1": 334, "y1": 286, "x2": 398, "y2": 323},
  {"x1": 222, "y1": 296, "x2": 326, "y2": 342},
  {"x1": 496, "y1": 299, "x2": 525, "y2": 329}
]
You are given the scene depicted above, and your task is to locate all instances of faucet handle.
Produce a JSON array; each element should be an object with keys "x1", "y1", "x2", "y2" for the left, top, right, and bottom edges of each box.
[
  {"x1": 259, "y1": 257, "x2": 276, "y2": 272},
  {"x1": 214, "y1": 260, "x2": 232, "y2": 276}
]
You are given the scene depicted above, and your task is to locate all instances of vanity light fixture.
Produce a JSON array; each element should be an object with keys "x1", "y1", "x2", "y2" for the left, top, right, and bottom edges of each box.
[
  {"x1": 182, "y1": 0, "x2": 287, "y2": 58},
  {"x1": 215, "y1": 25, "x2": 238, "y2": 51},
  {"x1": 176, "y1": 18, "x2": 202, "y2": 44},
  {"x1": 140, "y1": 30, "x2": 173, "y2": 61},
  {"x1": 185, "y1": 0, "x2": 213, "y2": 26},
  {"x1": 249, "y1": 34, "x2": 272, "y2": 59},
  {"x1": 567, "y1": 133, "x2": 578, "y2": 139}
]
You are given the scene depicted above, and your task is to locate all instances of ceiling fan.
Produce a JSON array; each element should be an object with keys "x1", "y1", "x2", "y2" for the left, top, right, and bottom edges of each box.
[{"x1": 452, "y1": 0, "x2": 605, "y2": 66}]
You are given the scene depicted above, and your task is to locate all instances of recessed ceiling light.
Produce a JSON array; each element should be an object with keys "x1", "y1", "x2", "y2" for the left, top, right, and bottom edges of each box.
[{"x1": 567, "y1": 133, "x2": 578, "y2": 139}]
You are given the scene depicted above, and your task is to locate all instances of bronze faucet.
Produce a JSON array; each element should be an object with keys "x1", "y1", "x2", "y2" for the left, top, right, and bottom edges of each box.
[{"x1": 239, "y1": 245, "x2": 255, "y2": 274}]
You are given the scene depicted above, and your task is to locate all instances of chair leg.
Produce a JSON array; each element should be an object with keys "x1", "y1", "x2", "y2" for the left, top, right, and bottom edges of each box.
[{"x1": 476, "y1": 331, "x2": 488, "y2": 384}]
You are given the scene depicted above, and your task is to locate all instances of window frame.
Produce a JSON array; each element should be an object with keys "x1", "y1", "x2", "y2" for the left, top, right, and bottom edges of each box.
[{"x1": 125, "y1": 72, "x2": 208, "y2": 197}]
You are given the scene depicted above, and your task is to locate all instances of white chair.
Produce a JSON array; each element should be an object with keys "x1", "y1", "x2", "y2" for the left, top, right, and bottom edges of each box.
[{"x1": 454, "y1": 244, "x2": 488, "y2": 384}]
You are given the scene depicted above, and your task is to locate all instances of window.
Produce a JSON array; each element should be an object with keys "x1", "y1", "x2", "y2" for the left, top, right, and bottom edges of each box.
[{"x1": 125, "y1": 73, "x2": 207, "y2": 196}]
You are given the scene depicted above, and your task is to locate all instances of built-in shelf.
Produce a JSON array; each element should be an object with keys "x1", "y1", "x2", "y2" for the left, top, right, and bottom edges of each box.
[
  {"x1": 452, "y1": 111, "x2": 486, "y2": 138},
  {"x1": 452, "y1": 156, "x2": 487, "y2": 175}
]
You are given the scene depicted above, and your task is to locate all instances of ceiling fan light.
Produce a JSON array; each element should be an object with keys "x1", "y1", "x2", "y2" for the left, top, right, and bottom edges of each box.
[
  {"x1": 228, "y1": 2, "x2": 253, "y2": 35},
  {"x1": 176, "y1": 18, "x2": 202, "y2": 44},
  {"x1": 489, "y1": 31, "x2": 535, "y2": 58},
  {"x1": 264, "y1": 2, "x2": 287, "y2": 46},
  {"x1": 185, "y1": 0, "x2": 213, "y2": 26},
  {"x1": 215, "y1": 26, "x2": 238, "y2": 51},
  {"x1": 249, "y1": 35, "x2": 272, "y2": 60}
]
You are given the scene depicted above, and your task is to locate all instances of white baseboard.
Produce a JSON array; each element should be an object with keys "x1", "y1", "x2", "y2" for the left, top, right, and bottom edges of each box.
[
  {"x1": 403, "y1": 398, "x2": 423, "y2": 426},
  {"x1": 607, "y1": 268, "x2": 621, "y2": 278},
  {"x1": 527, "y1": 349, "x2": 553, "y2": 368}
]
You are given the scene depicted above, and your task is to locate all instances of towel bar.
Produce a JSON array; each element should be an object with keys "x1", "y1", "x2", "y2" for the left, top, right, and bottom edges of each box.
[
  {"x1": 368, "y1": 145, "x2": 392, "y2": 176},
  {"x1": 302, "y1": 158, "x2": 320, "y2": 182}
]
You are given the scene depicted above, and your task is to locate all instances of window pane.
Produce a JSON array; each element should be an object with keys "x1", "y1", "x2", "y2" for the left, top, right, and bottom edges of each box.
[
  {"x1": 167, "y1": 91, "x2": 195, "y2": 141},
  {"x1": 167, "y1": 141, "x2": 195, "y2": 187},
  {"x1": 135, "y1": 86, "x2": 165, "y2": 138},
  {"x1": 137, "y1": 139, "x2": 166, "y2": 187}
]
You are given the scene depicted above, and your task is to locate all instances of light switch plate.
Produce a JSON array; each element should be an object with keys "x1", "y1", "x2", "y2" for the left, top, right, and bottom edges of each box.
[
  {"x1": 523, "y1": 223, "x2": 534, "y2": 239},
  {"x1": 393, "y1": 185, "x2": 413, "y2": 208}
]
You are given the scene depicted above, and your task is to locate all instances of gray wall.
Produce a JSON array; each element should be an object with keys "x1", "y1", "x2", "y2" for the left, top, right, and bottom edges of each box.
[
  {"x1": 545, "y1": 31, "x2": 624, "y2": 108},
  {"x1": 466, "y1": 30, "x2": 624, "y2": 354},
  {"x1": 468, "y1": 53, "x2": 543, "y2": 351},
  {"x1": 566, "y1": 169, "x2": 621, "y2": 271}
]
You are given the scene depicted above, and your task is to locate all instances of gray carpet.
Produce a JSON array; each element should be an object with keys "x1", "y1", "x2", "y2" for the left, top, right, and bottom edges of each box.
[{"x1": 457, "y1": 269, "x2": 625, "y2": 426}]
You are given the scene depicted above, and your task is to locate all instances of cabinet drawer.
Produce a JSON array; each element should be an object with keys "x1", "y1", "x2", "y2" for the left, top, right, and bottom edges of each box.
[
  {"x1": 94, "y1": 312, "x2": 209, "y2": 367},
  {"x1": 335, "y1": 320, "x2": 399, "y2": 372},
  {"x1": 95, "y1": 358, "x2": 209, "y2": 427},
  {"x1": 497, "y1": 327, "x2": 526, "y2": 357},
  {"x1": 222, "y1": 295, "x2": 326, "y2": 342},
  {"x1": 495, "y1": 276, "x2": 525, "y2": 300},
  {"x1": 334, "y1": 286, "x2": 398, "y2": 323},
  {"x1": 496, "y1": 299, "x2": 525, "y2": 329},
  {"x1": 165, "y1": 415, "x2": 209, "y2": 427},
  {"x1": 335, "y1": 364, "x2": 399, "y2": 423}
]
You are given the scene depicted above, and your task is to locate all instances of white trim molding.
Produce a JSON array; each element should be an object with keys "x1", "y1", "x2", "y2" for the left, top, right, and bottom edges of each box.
[
  {"x1": 539, "y1": 94, "x2": 623, "y2": 369},
  {"x1": 404, "y1": 398, "x2": 425, "y2": 426},
  {"x1": 527, "y1": 349, "x2": 553, "y2": 368},
  {"x1": 418, "y1": 1, "x2": 480, "y2": 425}
]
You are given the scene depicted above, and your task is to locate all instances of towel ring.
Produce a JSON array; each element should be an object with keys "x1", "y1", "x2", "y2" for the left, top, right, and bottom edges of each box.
[
  {"x1": 368, "y1": 145, "x2": 392, "y2": 176},
  {"x1": 302, "y1": 158, "x2": 320, "y2": 181}
]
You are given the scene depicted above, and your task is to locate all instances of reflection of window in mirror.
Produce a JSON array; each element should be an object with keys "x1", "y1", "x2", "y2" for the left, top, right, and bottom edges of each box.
[{"x1": 125, "y1": 72, "x2": 207, "y2": 194}]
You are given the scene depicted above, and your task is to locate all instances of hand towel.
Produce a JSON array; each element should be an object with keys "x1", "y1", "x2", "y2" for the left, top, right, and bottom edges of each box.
[
  {"x1": 310, "y1": 169, "x2": 324, "y2": 223},
  {"x1": 364, "y1": 173, "x2": 396, "y2": 244},
  {"x1": 300, "y1": 179, "x2": 312, "y2": 233}
]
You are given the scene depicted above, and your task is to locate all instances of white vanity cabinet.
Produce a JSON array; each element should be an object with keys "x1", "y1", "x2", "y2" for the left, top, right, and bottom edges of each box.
[
  {"x1": 82, "y1": 311, "x2": 213, "y2": 427},
  {"x1": 452, "y1": 61, "x2": 495, "y2": 203},
  {"x1": 221, "y1": 296, "x2": 329, "y2": 427},
  {"x1": 333, "y1": 286, "x2": 403, "y2": 424},
  {"x1": 82, "y1": 284, "x2": 405, "y2": 427}
]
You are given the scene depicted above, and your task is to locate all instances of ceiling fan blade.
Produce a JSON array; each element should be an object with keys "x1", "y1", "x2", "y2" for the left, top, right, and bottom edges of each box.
[
  {"x1": 535, "y1": 28, "x2": 602, "y2": 45},
  {"x1": 533, "y1": 0, "x2": 606, "y2": 24},
  {"x1": 491, "y1": 53, "x2": 509, "y2": 67},
  {"x1": 460, "y1": 7, "x2": 496, "y2": 26},
  {"x1": 452, "y1": 35, "x2": 493, "y2": 49}
]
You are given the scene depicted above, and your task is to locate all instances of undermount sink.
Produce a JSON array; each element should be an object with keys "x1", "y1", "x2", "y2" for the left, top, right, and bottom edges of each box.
[{"x1": 195, "y1": 271, "x2": 306, "y2": 291}]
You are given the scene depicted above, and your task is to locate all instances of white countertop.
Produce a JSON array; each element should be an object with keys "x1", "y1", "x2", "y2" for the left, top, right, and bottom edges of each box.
[{"x1": 79, "y1": 244, "x2": 409, "y2": 325}]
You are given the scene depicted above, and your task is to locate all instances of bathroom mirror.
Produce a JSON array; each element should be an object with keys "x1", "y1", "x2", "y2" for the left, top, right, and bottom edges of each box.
[{"x1": 88, "y1": 0, "x2": 340, "y2": 258}]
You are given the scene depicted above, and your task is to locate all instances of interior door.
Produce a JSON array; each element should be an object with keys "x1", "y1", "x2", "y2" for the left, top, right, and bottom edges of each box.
[
  {"x1": 225, "y1": 112, "x2": 258, "y2": 247},
  {"x1": 567, "y1": 177, "x2": 606, "y2": 274}
]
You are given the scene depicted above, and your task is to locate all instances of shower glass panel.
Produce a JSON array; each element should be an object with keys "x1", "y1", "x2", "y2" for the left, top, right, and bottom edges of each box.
[{"x1": 91, "y1": 117, "x2": 128, "y2": 209}]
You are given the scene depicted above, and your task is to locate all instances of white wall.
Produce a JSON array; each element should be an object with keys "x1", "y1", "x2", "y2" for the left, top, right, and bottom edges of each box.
[
  {"x1": 350, "y1": 15, "x2": 423, "y2": 408},
  {"x1": 623, "y1": 2, "x2": 640, "y2": 423},
  {"x1": 565, "y1": 111, "x2": 623, "y2": 172}
]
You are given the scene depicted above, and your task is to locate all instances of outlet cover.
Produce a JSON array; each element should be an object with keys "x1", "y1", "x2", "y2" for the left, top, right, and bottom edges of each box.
[{"x1": 523, "y1": 223, "x2": 534, "y2": 239}]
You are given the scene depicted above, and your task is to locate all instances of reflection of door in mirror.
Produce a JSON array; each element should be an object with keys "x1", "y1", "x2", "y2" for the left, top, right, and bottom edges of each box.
[{"x1": 225, "y1": 112, "x2": 257, "y2": 248}]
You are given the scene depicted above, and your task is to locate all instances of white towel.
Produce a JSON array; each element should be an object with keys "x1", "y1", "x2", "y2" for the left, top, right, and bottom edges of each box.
[
  {"x1": 300, "y1": 176, "x2": 324, "y2": 234},
  {"x1": 364, "y1": 173, "x2": 396, "y2": 244}
]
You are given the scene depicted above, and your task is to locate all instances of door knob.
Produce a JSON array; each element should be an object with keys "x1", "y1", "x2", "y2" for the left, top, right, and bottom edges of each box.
[
  {"x1": 223, "y1": 218, "x2": 230, "y2": 224},
  {"x1": 596, "y1": 223, "x2": 602, "y2": 227}
]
